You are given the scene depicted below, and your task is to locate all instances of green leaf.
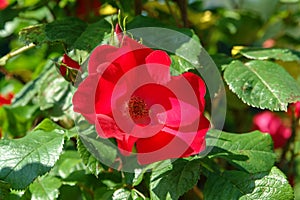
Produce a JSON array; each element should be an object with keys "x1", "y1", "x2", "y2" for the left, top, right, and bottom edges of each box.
[
  {"x1": 224, "y1": 60, "x2": 300, "y2": 111},
  {"x1": 170, "y1": 55, "x2": 195, "y2": 75},
  {"x1": 19, "y1": 18, "x2": 112, "y2": 52},
  {"x1": 29, "y1": 175, "x2": 62, "y2": 200},
  {"x1": 2, "y1": 105, "x2": 39, "y2": 137},
  {"x1": 94, "y1": 187, "x2": 115, "y2": 200},
  {"x1": 0, "y1": 180, "x2": 10, "y2": 200},
  {"x1": 45, "y1": 17, "x2": 87, "y2": 48},
  {"x1": 33, "y1": 118, "x2": 65, "y2": 132},
  {"x1": 37, "y1": 67, "x2": 70, "y2": 111},
  {"x1": 239, "y1": 48, "x2": 300, "y2": 62},
  {"x1": 73, "y1": 19, "x2": 112, "y2": 52},
  {"x1": 19, "y1": 24, "x2": 47, "y2": 45},
  {"x1": 12, "y1": 61, "x2": 53, "y2": 107},
  {"x1": 112, "y1": 188, "x2": 131, "y2": 200},
  {"x1": 0, "y1": 130, "x2": 64, "y2": 190},
  {"x1": 204, "y1": 167, "x2": 294, "y2": 200},
  {"x1": 50, "y1": 151, "x2": 85, "y2": 179},
  {"x1": 77, "y1": 138, "x2": 103, "y2": 177},
  {"x1": 206, "y1": 129, "x2": 276, "y2": 173},
  {"x1": 150, "y1": 158, "x2": 201, "y2": 200},
  {"x1": 78, "y1": 124, "x2": 117, "y2": 167}
]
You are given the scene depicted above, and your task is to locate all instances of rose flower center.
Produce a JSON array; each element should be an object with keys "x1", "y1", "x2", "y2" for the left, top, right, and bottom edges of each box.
[{"x1": 128, "y1": 96, "x2": 149, "y2": 119}]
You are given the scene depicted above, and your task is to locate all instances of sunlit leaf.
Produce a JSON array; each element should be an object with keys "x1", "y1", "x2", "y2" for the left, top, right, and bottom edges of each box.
[{"x1": 224, "y1": 60, "x2": 300, "y2": 111}]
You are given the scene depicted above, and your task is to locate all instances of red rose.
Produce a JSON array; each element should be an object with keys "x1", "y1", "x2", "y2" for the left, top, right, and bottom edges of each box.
[
  {"x1": 73, "y1": 36, "x2": 209, "y2": 165},
  {"x1": 0, "y1": 92, "x2": 14, "y2": 106},
  {"x1": 0, "y1": 0, "x2": 8, "y2": 10},
  {"x1": 253, "y1": 111, "x2": 291, "y2": 149}
]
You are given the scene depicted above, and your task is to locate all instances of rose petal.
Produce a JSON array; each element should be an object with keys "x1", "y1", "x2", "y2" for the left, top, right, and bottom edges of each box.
[
  {"x1": 95, "y1": 114, "x2": 124, "y2": 139},
  {"x1": 116, "y1": 135, "x2": 138, "y2": 156},
  {"x1": 145, "y1": 50, "x2": 171, "y2": 84},
  {"x1": 73, "y1": 74, "x2": 99, "y2": 123},
  {"x1": 88, "y1": 45, "x2": 118, "y2": 74},
  {"x1": 136, "y1": 115, "x2": 209, "y2": 164}
]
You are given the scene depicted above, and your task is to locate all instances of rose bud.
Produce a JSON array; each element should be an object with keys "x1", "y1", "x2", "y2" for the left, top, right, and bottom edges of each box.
[{"x1": 57, "y1": 54, "x2": 81, "y2": 83}]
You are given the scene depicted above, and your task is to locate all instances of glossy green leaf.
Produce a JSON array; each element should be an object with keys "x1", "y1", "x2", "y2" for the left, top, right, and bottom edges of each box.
[
  {"x1": 150, "y1": 158, "x2": 201, "y2": 200},
  {"x1": 206, "y1": 130, "x2": 276, "y2": 173},
  {"x1": 77, "y1": 138, "x2": 103, "y2": 177},
  {"x1": 224, "y1": 60, "x2": 300, "y2": 111},
  {"x1": 0, "y1": 130, "x2": 64, "y2": 189},
  {"x1": 112, "y1": 188, "x2": 131, "y2": 200},
  {"x1": 239, "y1": 48, "x2": 300, "y2": 62},
  {"x1": 204, "y1": 167, "x2": 294, "y2": 200},
  {"x1": 29, "y1": 175, "x2": 62, "y2": 200}
]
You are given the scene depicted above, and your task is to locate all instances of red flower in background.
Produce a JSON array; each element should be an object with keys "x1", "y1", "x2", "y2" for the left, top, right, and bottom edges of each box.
[
  {"x1": 76, "y1": 0, "x2": 101, "y2": 20},
  {"x1": 0, "y1": 0, "x2": 8, "y2": 10},
  {"x1": 0, "y1": 92, "x2": 13, "y2": 138},
  {"x1": 253, "y1": 111, "x2": 291, "y2": 149},
  {"x1": 0, "y1": 92, "x2": 14, "y2": 106},
  {"x1": 288, "y1": 101, "x2": 300, "y2": 119},
  {"x1": 73, "y1": 34, "x2": 209, "y2": 165}
]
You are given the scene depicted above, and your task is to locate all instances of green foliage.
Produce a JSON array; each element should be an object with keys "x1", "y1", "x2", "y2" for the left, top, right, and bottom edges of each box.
[
  {"x1": 238, "y1": 48, "x2": 300, "y2": 62},
  {"x1": 150, "y1": 158, "x2": 201, "y2": 200},
  {"x1": 29, "y1": 175, "x2": 62, "y2": 200},
  {"x1": 206, "y1": 130, "x2": 276, "y2": 173},
  {"x1": 20, "y1": 17, "x2": 112, "y2": 52},
  {"x1": 204, "y1": 167, "x2": 294, "y2": 200},
  {"x1": 77, "y1": 138, "x2": 103, "y2": 177},
  {"x1": 0, "y1": 129, "x2": 64, "y2": 190},
  {"x1": 78, "y1": 126, "x2": 118, "y2": 167},
  {"x1": 224, "y1": 60, "x2": 300, "y2": 111}
]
